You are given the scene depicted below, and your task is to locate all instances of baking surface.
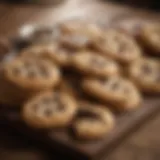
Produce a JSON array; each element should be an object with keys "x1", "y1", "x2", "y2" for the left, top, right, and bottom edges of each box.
[
  {"x1": 0, "y1": 0, "x2": 160, "y2": 160},
  {"x1": 0, "y1": 112, "x2": 160, "y2": 160}
]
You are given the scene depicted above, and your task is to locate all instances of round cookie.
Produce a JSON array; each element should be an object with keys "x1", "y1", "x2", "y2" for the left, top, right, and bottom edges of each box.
[
  {"x1": 59, "y1": 21, "x2": 102, "y2": 49},
  {"x1": 59, "y1": 20, "x2": 102, "y2": 36},
  {"x1": 71, "y1": 51, "x2": 119, "y2": 77},
  {"x1": 21, "y1": 43, "x2": 76, "y2": 67},
  {"x1": 4, "y1": 58, "x2": 61, "y2": 91},
  {"x1": 20, "y1": 44, "x2": 56, "y2": 61},
  {"x1": 93, "y1": 29, "x2": 142, "y2": 64},
  {"x1": 49, "y1": 44, "x2": 76, "y2": 66},
  {"x1": 22, "y1": 91, "x2": 77, "y2": 128},
  {"x1": 82, "y1": 76, "x2": 142, "y2": 111},
  {"x1": 72, "y1": 101, "x2": 115, "y2": 140},
  {"x1": 138, "y1": 24, "x2": 160, "y2": 55},
  {"x1": 0, "y1": 66, "x2": 36, "y2": 106},
  {"x1": 129, "y1": 58, "x2": 160, "y2": 93}
]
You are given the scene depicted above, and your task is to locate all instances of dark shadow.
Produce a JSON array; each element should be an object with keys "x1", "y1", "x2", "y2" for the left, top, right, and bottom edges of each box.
[{"x1": 0, "y1": 0, "x2": 64, "y2": 7}]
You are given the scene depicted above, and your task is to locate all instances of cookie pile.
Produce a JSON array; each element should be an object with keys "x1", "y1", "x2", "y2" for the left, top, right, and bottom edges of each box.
[{"x1": 0, "y1": 21, "x2": 160, "y2": 140}]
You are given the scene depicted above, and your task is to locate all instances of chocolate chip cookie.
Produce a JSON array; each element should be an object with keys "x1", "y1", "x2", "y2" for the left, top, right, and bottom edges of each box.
[
  {"x1": 94, "y1": 29, "x2": 142, "y2": 64},
  {"x1": 4, "y1": 58, "x2": 61, "y2": 91},
  {"x1": 49, "y1": 44, "x2": 76, "y2": 67},
  {"x1": 20, "y1": 44, "x2": 56, "y2": 61},
  {"x1": 59, "y1": 21, "x2": 102, "y2": 49},
  {"x1": 72, "y1": 101, "x2": 115, "y2": 140},
  {"x1": 22, "y1": 91, "x2": 77, "y2": 128},
  {"x1": 71, "y1": 51, "x2": 119, "y2": 77},
  {"x1": 59, "y1": 20, "x2": 102, "y2": 36},
  {"x1": 82, "y1": 76, "x2": 142, "y2": 111},
  {"x1": 139, "y1": 24, "x2": 160, "y2": 55},
  {"x1": 129, "y1": 58, "x2": 160, "y2": 93}
]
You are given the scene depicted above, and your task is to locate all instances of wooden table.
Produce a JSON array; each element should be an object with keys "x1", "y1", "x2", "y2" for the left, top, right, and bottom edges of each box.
[{"x1": 0, "y1": 0, "x2": 160, "y2": 159}]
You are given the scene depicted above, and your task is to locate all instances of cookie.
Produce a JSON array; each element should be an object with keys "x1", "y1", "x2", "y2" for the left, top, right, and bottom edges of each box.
[
  {"x1": 4, "y1": 58, "x2": 60, "y2": 91},
  {"x1": 71, "y1": 51, "x2": 119, "y2": 77},
  {"x1": 0, "y1": 67, "x2": 35, "y2": 106},
  {"x1": 59, "y1": 20, "x2": 102, "y2": 36},
  {"x1": 129, "y1": 58, "x2": 160, "y2": 93},
  {"x1": 20, "y1": 44, "x2": 56, "y2": 61},
  {"x1": 49, "y1": 44, "x2": 76, "y2": 66},
  {"x1": 21, "y1": 43, "x2": 76, "y2": 67},
  {"x1": 72, "y1": 101, "x2": 115, "y2": 140},
  {"x1": 93, "y1": 29, "x2": 142, "y2": 64},
  {"x1": 59, "y1": 21, "x2": 102, "y2": 49},
  {"x1": 22, "y1": 91, "x2": 77, "y2": 128},
  {"x1": 138, "y1": 24, "x2": 160, "y2": 55},
  {"x1": 82, "y1": 76, "x2": 142, "y2": 111}
]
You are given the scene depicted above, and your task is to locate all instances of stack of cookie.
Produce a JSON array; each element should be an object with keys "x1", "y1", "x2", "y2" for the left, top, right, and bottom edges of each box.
[{"x1": 0, "y1": 21, "x2": 159, "y2": 140}]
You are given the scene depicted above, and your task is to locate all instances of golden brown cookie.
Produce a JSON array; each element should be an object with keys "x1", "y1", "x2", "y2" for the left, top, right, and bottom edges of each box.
[
  {"x1": 22, "y1": 91, "x2": 77, "y2": 128},
  {"x1": 59, "y1": 20, "x2": 102, "y2": 36},
  {"x1": 49, "y1": 44, "x2": 76, "y2": 67},
  {"x1": 72, "y1": 101, "x2": 115, "y2": 140},
  {"x1": 0, "y1": 66, "x2": 34, "y2": 106},
  {"x1": 129, "y1": 58, "x2": 160, "y2": 93},
  {"x1": 71, "y1": 51, "x2": 119, "y2": 77},
  {"x1": 20, "y1": 44, "x2": 56, "y2": 61},
  {"x1": 21, "y1": 43, "x2": 77, "y2": 67},
  {"x1": 4, "y1": 58, "x2": 61, "y2": 91},
  {"x1": 59, "y1": 21, "x2": 102, "y2": 49},
  {"x1": 139, "y1": 24, "x2": 160, "y2": 55},
  {"x1": 82, "y1": 76, "x2": 142, "y2": 111},
  {"x1": 93, "y1": 29, "x2": 142, "y2": 64}
]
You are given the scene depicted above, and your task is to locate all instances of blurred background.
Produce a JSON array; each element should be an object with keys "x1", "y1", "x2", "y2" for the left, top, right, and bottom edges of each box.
[{"x1": 3, "y1": 0, "x2": 160, "y2": 10}]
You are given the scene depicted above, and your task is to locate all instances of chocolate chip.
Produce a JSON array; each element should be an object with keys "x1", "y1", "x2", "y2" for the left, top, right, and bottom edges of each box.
[
  {"x1": 55, "y1": 103, "x2": 65, "y2": 111},
  {"x1": 13, "y1": 67, "x2": 21, "y2": 76},
  {"x1": 42, "y1": 97, "x2": 53, "y2": 106},
  {"x1": 142, "y1": 65, "x2": 152, "y2": 74},
  {"x1": 59, "y1": 47, "x2": 75, "y2": 55},
  {"x1": 111, "y1": 82, "x2": 120, "y2": 90},
  {"x1": 23, "y1": 61, "x2": 33, "y2": 69},
  {"x1": 27, "y1": 70, "x2": 37, "y2": 78},
  {"x1": 99, "y1": 77, "x2": 108, "y2": 84},
  {"x1": 44, "y1": 108, "x2": 53, "y2": 117}
]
